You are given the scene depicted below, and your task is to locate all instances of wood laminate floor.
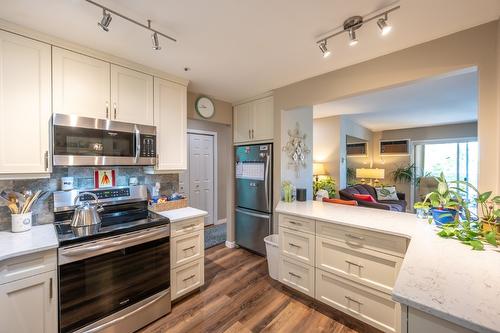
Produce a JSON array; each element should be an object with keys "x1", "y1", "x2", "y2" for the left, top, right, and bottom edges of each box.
[{"x1": 139, "y1": 244, "x2": 382, "y2": 333}]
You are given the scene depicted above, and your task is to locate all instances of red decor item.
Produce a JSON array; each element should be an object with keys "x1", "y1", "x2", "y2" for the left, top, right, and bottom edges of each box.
[
  {"x1": 353, "y1": 194, "x2": 377, "y2": 203},
  {"x1": 94, "y1": 170, "x2": 116, "y2": 188},
  {"x1": 322, "y1": 198, "x2": 358, "y2": 206}
]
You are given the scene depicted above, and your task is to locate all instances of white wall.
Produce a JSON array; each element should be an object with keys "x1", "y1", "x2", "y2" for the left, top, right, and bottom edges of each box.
[{"x1": 281, "y1": 107, "x2": 313, "y2": 200}]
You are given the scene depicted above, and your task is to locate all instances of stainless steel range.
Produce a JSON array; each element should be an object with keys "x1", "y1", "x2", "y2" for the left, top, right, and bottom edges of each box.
[{"x1": 53, "y1": 185, "x2": 171, "y2": 333}]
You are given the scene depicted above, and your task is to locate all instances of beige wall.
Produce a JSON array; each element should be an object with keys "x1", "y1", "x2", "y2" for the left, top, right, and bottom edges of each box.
[
  {"x1": 187, "y1": 92, "x2": 232, "y2": 125},
  {"x1": 273, "y1": 21, "x2": 499, "y2": 208},
  {"x1": 186, "y1": 92, "x2": 233, "y2": 228}
]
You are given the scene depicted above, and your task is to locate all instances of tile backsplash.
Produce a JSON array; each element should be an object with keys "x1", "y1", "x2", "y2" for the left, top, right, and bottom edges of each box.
[{"x1": 0, "y1": 167, "x2": 178, "y2": 231}]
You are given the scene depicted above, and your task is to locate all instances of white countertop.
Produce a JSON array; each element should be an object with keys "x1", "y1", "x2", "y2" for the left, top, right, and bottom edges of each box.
[
  {"x1": 0, "y1": 224, "x2": 59, "y2": 262},
  {"x1": 156, "y1": 207, "x2": 208, "y2": 223},
  {"x1": 276, "y1": 200, "x2": 500, "y2": 333}
]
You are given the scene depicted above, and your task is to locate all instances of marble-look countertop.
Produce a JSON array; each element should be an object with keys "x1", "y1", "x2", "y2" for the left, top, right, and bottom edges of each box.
[
  {"x1": 0, "y1": 224, "x2": 58, "y2": 262},
  {"x1": 156, "y1": 207, "x2": 208, "y2": 223},
  {"x1": 276, "y1": 200, "x2": 500, "y2": 333}
]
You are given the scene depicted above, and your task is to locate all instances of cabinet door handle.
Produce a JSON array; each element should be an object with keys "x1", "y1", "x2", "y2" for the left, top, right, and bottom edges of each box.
[
  {"x1": 113, "y1": 103, "x2": 117, "y2": 119},
  {"x1": 183, "y1": 245, "x2": 196, "y2": 252},
  {"x1": 44, "y1": 151, "x2": 49, "y2": 171},
  {"x1": 251, "y1": 129, "x2": 254, "y2": 139},
  {"x1": 248, "y1": 129, "x2": 251, "y2": 139},
  {"x1": 183, "y1": 274, "x2": 196, "y2": 282},
  {"x1": 289, "y1": 272, "x2": 301, "y2": 279},
  {"x1": 345, "y1": 260, "x2": 363, "y2": 268},
  {"x1": 156, "y1": 154, "x2": 159, "y2": 168},
  {"x1": 49, "y1": 278, "x2": 53, "y2": 299},
  {"x1": 346, "y1": 234, "x2": 364, "y2": 241},
  {"x1": 106, "y1": 101, "x2": 109, "y2": 118},
  {"x1": 288, "y1": 220, "x2": 302, "y2": 226},
  {"x1": 289, "y1": 243, "x2": 301, "y2": 248},
  {"x1": 182, "y1": 224, "x2": 196, "y2": 229},
  {"x1": 345, "y1": 295, "x2": 362, "y2": 305}
]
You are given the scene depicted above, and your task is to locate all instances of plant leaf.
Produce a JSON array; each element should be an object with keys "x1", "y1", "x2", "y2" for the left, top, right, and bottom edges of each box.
[
  {"x1": 484, "y1": 231, "x2": 498, "y2": 246},
  {"x1": 469, "y1": 240, "x2": 484, "y2": 250},
  {"x1": 478, "y1": 191, "x2": 492, "y2": 203},
  {"x1": 492, "y1": 196, "x2": 500, "y2": 204}
]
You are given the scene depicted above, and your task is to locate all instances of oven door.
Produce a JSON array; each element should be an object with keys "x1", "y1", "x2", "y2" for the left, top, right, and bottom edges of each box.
[{"x1": 58, "y1": 226, "x2": 170, "y2": 333}]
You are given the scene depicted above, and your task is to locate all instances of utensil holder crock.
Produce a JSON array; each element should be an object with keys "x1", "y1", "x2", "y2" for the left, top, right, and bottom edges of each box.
[{"x1": 11, "y1": 212, "x2": 32, "y2": 233}]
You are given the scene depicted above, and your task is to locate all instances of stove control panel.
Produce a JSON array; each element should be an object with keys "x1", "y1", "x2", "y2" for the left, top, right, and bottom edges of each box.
[{"x1": 80, "y1": 188, "x2": 131, "y2": 201}]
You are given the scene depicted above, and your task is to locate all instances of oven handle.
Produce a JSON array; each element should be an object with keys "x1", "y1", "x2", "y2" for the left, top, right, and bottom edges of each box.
[
  {"x1": 83, "y1": 290, "x2": 169, "y2": 333},
  {"x1": 134, "y1": 125, "x2": 141, "y2": 164},
  {"x1": 60, "y1": 227, "x2": 169, "y2": 257}
]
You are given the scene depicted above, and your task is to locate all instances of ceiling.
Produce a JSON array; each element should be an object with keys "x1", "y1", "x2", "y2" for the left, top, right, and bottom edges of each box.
[
  {"x1": 0, "y1": 0, "x2": 498, "y2": 103},
  {"x1": 313, "y1": 68, "x2": 478, "y2": 131}
]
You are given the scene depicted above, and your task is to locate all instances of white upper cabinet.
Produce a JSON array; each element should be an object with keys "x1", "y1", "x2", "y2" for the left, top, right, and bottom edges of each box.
[
  {"x1": 52, "y1": 47, "x2": 110, "y2": 120},
  {"x1": 233, "y1": 95, "x2": 274, "y2": 143},
  {"x1": 0, "y1": 31, "x2": 51, "y2": 176},
  {"x1": 252, "y1": 96, "x2": 274, "y2": 141},
  {"x1": 152, "y1": 77, "x2": 187, "y2": 171},
  {"x1": 110, "y1": 64, "x2": 154, "y2": 125}
]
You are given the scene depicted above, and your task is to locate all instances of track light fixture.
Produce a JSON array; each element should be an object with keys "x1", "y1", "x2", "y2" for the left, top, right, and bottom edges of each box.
[
  {"x1": 98, "y1": 9, "x2": 112, "y2": 31},
  {"x1": 318, "y1": 41, "x2": 331, "y2": 58},
  {"x1": 86, "y1": 0, "x2": 176, "y2": 49},
  {"x1": 377, "y1": 15, "x2": 392, "y2": 36},
  {"x1": 316, "y1": 4, "x2": 399, "y2": 57}
]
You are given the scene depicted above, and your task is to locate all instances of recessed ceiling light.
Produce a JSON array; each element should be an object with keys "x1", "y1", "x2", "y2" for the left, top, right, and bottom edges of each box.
[{"x1": 97, "y1": 9, "x2": 112, "y2": 32}]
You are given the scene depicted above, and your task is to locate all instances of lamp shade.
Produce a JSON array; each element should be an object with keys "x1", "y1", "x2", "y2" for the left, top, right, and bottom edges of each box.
[
  {"x1": 356, "y1": 168, "x2": 385, "y2": 179},
  {"x1": 313, "y1": 163, "x2": 326, "y2": 176}
]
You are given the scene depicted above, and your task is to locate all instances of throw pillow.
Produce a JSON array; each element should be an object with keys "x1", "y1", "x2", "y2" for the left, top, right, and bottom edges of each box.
[
  {"x1": 376, "y1": 186, "x2": 399, "y2": 201},
  {"x1": 322, "y1": 198, "x2": 358, "y2": 206},
  {"x1": 353, "y1": 194, "x2": 377, "y2": 203}
]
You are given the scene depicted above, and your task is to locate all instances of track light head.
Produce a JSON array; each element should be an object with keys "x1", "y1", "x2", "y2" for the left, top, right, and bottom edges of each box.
[
  {"x1": 348, "y1": 29, "x2": 358, "y2": 46},
  {"x1": 318, "y1": 41, "x2": 331, "y2": 58},
  {"x1": 377, "y1": 17, "x2": 392, "y2": 36},
  {"x1": 151, "y1": 32, "x2": 161, "y2": 50},
  {"x1": 98, "y1": 9, "x2": 112, "y2": 32}
]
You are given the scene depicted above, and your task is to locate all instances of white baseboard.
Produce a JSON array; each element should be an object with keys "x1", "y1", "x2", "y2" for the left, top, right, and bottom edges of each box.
[
  {"x1": 225, "y1": 240, "x2": 237, "y2": 249},
  {"x1": 216, "y1": 218, "x2": 227, "y2": 225}
]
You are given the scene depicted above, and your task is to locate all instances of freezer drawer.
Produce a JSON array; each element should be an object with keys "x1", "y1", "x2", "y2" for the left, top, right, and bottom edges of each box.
[{"x1": 235, "y1": 208, "x2": 272, "y2": 256}]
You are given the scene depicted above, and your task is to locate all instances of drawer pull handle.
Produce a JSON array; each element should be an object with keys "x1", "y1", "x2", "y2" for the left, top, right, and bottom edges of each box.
[
  {"x1": 345, "y1": 296, "x2": 363, "y2": 305},
  {"x1": 346, "y1": 234, "x2": 364, "y2": 240},
  {"x1": 183, "y1": 274, "x2": 196, "y2": 282},
  {"x1": 182, "y1": 224, "x2": 196, "y2": 229},
  {"x1": 289, "y1": 272, "x2": 301, "y2": 279},
  {"x1": 289, "y1": 243, "x2": 301, "y2": 248},
  {"x1": 49, "y1": 278, "x2": 53, "y2": 299},
  {"x1": 288, "y1": 221, "x2": 302, "y2": 226},
  {"x1": 345, "y1": 260, "x2": 363, "y2": 268},
  {"x1": 183, "y1": 245, "x2": 196, "y2": 252}
]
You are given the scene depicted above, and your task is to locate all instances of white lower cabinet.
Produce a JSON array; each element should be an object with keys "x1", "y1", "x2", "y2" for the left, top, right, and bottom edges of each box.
[
  {"x1": 278, "y1": 255, "x2": 315, "y2": 297},
  {"x1": 316, "y1": 268, "x2": 400, "y2": 333},
  {"x1": 407, "y1": 307, "x2": 475, "y2": 333},
  {"x1": 170, "y1": 217, "x2": 205, "y2": 301},
  {"x1": 0, "y1": 250, "x2": 57, "y2": 333}
]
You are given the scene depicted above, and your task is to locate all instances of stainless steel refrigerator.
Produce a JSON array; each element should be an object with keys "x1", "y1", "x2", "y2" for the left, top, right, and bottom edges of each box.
[{"x1": 235, "y1": 143, "x2": 273, "y2": 255}]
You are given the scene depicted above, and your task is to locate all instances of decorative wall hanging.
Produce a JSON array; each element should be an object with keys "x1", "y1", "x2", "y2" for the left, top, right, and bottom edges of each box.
[{"x1": 282, "y1": 122, "x2": 311, "y2": 177}]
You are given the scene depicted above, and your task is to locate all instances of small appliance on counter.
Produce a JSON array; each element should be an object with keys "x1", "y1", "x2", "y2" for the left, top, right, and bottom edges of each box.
[
  {"x1": 53, "y1": 185, "x2": 171, "y2": 333},
  {"x1": 235, "y1": 143, "x2": 273, "y2": 256}
]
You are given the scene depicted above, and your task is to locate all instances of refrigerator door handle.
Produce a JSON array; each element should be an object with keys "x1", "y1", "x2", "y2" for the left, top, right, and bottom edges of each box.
[
  {"x1": 264, "y1": 153, "x2": 271, "y2": 211},
  {"x1": 235, "y1": 208, "x2": 271, "y2": 219}
]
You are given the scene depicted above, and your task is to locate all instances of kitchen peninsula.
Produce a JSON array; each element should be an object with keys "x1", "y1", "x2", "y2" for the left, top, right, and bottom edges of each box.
[{"x1": 275, "y1": 200, "x2": 500, "y2": 333}]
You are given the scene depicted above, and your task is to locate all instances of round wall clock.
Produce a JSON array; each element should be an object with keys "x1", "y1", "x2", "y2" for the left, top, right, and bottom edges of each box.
[{"x1": 195, "y1": 96, "x2": 215, "y2": 119}]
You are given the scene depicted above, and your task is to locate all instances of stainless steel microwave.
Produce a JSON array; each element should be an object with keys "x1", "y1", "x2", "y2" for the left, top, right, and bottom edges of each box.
[{"x1": 52, "y1": 113, "x2": 156, "y2": 166}]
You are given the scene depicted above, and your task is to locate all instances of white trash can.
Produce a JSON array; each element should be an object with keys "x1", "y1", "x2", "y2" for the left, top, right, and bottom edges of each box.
[{"x1": 264, "y1": 234, "x2": 279, "y2": 280}]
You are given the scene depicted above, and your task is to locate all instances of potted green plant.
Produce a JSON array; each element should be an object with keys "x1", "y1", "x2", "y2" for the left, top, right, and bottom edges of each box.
[
  {"x1": 313, "y1": 176, "x2": 336, "y2": 198},
  {"x1": 423, "y1": 172, "x2": 461, "y2": 225}
]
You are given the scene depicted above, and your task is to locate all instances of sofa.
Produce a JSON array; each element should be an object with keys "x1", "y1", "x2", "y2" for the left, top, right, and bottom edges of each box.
[{"x1": 339, "y1": 184, "x2": 407, "y2": 212}]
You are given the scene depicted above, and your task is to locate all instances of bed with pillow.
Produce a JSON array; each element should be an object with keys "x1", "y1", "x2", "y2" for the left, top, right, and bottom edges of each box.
[{"x1": 339, "y1": 184, "x2": 407, "y2": 212}]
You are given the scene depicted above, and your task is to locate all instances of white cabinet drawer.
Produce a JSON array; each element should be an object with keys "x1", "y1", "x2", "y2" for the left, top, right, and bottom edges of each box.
[
  {"x1": 316, "y1": 269, "x2": 400, "y2": 333},
  {"x1": 279, "y1": 214, "x2": 315, "y2": 234},
  {"x1": 317, "y1": 221, "x2": 407, "y2": 258},
  {"x1": 171, "y1": 230, "x2": 204, "y2": 268},
  {"x1": 278, "y1": 255, "x2": 314, "y2": 297},
  {"x1": 316, "y1": 236, "x2": 402, "y2": 293},
  {"x1": 171, "y1": 258, "x2": 204, "y2": 301},
  {"x1": 171, "y1": 217, "x2": 204, "y2": 238},
  {"x1": 0, "y1": 250, "x2": 56, "y2": 285},
  {"x1": 279, "y1": 227, "x2": 315, "y2": 266}
]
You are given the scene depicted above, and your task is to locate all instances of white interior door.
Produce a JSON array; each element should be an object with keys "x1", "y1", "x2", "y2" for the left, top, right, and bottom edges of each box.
[{"x1": 188, "y1": 133, "x2": 214, "y2": 226}]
